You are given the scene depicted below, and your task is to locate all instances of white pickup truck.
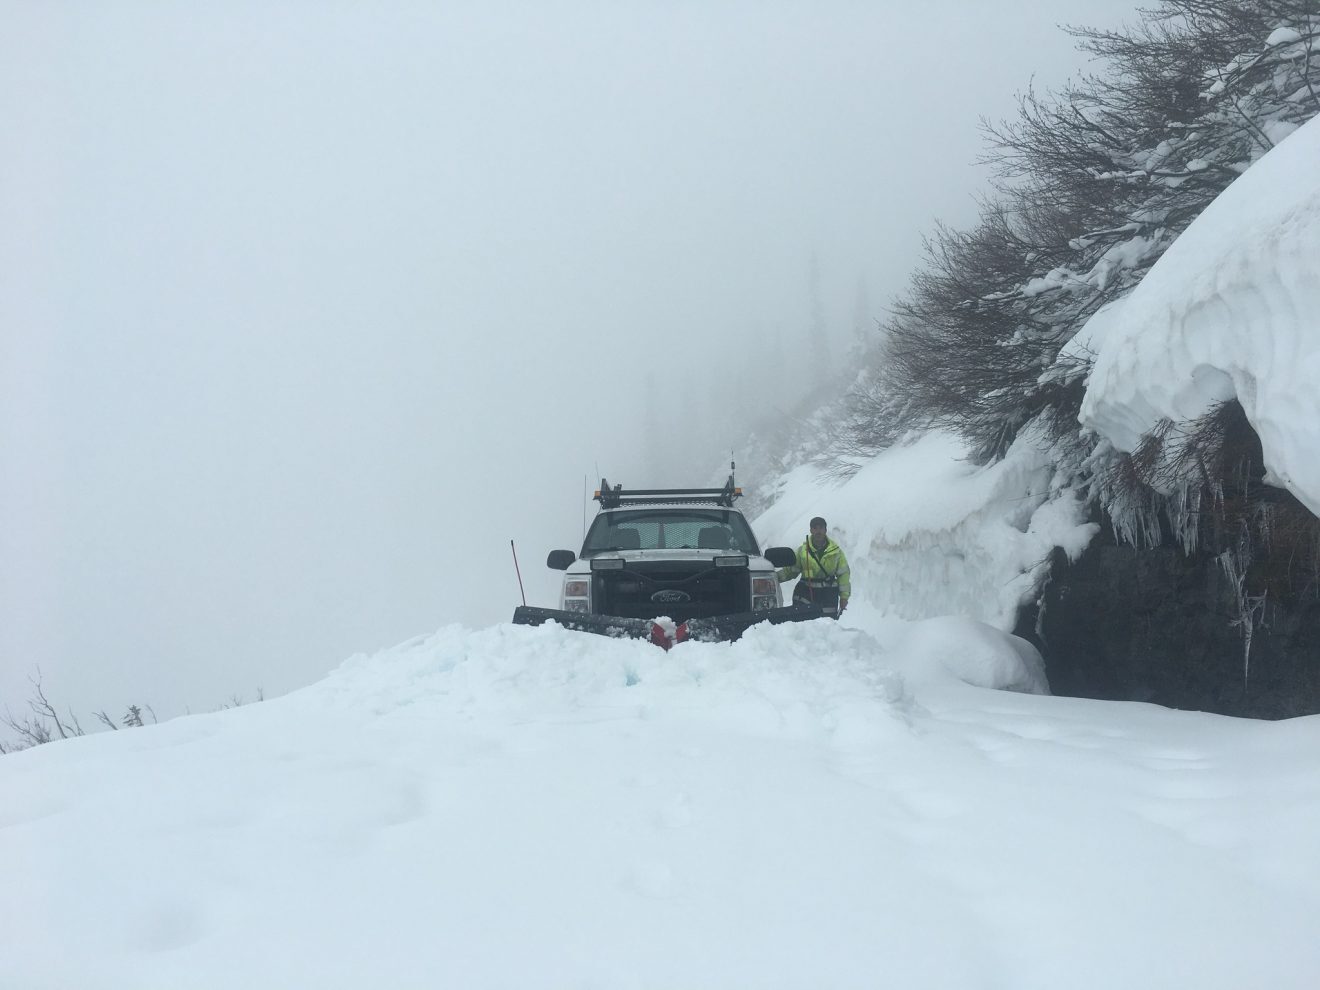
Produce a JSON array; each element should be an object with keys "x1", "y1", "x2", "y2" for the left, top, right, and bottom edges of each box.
[{"x1": 512, "y1": 476, "x2": 820, "y2": 647}]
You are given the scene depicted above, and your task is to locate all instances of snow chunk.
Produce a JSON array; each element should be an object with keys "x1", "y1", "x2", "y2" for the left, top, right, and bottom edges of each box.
[
  {"x1": 897, "y1": 616, "x2": 1050, "y2": 695},
  {"x1": 1263, "y1": 119, "x2": 1300, "y2": 147},
  {"x1": 1079, "y1": 116, "x2": 1320, "y2": 514},
  {"x1": 1266, "y1": 27, "x2": 1302, "y2": 47}
]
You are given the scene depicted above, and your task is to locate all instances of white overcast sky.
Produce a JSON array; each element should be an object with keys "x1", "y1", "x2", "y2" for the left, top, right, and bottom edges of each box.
[{"x1": 2, "y1": 0, "x2": 1139, "y2": 721}]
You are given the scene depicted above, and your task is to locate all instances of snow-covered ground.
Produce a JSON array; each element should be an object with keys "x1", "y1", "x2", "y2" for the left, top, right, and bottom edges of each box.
[
  {"x1": 5, "y1": 617, "x2": 1318, "y2": 988},
  {"x1": 4, "y1": 438, "x2": 1319, "y2": 989}
]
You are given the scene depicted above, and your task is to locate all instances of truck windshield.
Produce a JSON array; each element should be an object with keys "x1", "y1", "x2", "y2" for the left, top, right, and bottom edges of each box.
[{"x1": 581, "y1": 508, "x2": 761, "y2": 556}]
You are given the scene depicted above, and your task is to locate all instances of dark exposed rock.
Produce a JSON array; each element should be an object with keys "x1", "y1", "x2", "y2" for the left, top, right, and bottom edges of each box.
[{"x1": 1017, "y1": 519, "x2": 1320, "y2": 719}]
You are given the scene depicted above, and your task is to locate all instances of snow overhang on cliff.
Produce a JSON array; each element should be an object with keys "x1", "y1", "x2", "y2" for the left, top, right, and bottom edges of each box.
[{"x1": 1078, "y1": 114, "x2": 1320, "y2": 514}]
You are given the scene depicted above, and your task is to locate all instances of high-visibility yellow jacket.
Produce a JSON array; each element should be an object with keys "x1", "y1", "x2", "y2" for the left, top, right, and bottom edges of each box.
[{"x1": 777, "y1": 536, "x2": 851, "y2": 599}]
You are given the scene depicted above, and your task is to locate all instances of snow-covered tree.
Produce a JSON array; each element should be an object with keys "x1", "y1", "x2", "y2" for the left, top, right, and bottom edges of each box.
[
  {"x1": 850, "y1": 0, "x2": 1320, "y2": 667},
  {"x1": 876, "y1": 0, "x2": 1319, "y2": 480}
]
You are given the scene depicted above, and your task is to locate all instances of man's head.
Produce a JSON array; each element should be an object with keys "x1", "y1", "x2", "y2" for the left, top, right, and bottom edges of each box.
[{"x1": 810, "y1": 516, "x2": 828, "y2": 548}]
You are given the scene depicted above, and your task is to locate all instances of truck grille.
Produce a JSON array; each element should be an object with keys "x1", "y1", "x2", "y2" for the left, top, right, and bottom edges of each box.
[{"x1": 594, "y1": 560, "x2": 751, "y2": 622}]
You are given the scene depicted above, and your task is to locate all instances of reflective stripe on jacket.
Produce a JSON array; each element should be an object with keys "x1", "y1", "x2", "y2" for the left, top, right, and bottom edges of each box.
[{"x1": 776, "y1": 536, "x2": 851, "y2": 599}]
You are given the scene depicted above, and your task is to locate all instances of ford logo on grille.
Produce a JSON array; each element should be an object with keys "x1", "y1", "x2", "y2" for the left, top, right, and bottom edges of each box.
[{"x1": 651, "y1": 589, "x2": 691, "y2": 604}]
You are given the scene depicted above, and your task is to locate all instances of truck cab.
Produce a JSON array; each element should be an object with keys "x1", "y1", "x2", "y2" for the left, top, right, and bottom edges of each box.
[{"x1": 546, "y1": 478, "x2": 796, "y2": 623}]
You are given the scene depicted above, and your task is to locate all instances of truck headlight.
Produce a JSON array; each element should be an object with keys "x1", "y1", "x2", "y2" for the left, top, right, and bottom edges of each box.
[{"x1": 562, "y1": 577, "x2": 591, "y2": 612}]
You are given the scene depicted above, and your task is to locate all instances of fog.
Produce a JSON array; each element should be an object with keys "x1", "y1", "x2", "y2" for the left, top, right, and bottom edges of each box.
[{"x1": 2, "y1": 1, "x2": 1136, "y2": 721}]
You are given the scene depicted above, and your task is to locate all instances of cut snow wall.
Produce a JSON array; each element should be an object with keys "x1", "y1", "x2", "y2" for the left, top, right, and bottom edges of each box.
[{"x1": 755, "y1": 432, "x2": 1099, "y2": 631}]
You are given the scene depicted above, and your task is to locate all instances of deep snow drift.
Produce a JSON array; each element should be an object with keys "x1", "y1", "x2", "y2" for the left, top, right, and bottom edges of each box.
[
  {"x1": 1080, "y1": 115, "x2": 1320, "y2": 513},
  {"x1": 4, "y1": 617, "x2": 1318, "y2": 989}
]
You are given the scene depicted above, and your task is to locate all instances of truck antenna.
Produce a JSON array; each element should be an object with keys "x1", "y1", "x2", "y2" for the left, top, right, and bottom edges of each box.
[{"x1": 510, "y1": 539, "x2": 527, "y2": 606}]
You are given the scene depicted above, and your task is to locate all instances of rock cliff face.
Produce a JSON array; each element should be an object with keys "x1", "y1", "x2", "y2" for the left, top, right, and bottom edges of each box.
[{"x1": 1020, "y1": 519, "x2": 1320, "y2": 719}]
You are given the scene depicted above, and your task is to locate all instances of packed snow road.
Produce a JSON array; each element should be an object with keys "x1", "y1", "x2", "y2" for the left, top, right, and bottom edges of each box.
[{"x1": 3, "y1": 613, "x2": 1318, "y2": 989}]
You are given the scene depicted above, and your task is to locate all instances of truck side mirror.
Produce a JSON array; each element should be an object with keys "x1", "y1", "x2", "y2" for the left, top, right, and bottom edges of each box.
[
  {"x1": 765, "y1": 547, "x2": 796, "y2": 568},
  {"x1": 547, "y1": 550, "x2": 577, "y2": 570}
]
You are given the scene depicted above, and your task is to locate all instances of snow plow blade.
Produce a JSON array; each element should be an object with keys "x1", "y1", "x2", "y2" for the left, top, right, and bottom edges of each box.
[
  {"x1": 511, "y1": 606, "x2": 661, "y2": 642},
  {"x1": 678, "y1": 603, "x2": 824, "y2": 643},
  {"x1": 511, "y1": 602, "x2": 824, "y2": 649}
]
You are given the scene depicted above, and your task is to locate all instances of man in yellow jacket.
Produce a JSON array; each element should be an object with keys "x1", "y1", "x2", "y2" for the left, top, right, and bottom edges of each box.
[{"x1": 777, "y1": 516, "x2": 851, "y2": 618}]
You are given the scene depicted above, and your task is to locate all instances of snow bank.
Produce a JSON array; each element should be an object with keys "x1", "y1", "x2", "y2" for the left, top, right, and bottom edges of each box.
[
  {"x1": 1080, "y1": 116, "x2": 1320, "y2": 512},
  {"x1": 323, "y1": 618, "x2": 913, "y2": 741},
  {"x1": 324, "y1": 613, "x2": 1045, "y2": 724},
  {"x1": 755, "y1": 430, "x2": 1098, "y2": 632}
]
